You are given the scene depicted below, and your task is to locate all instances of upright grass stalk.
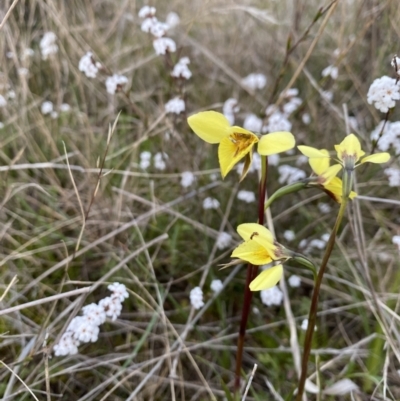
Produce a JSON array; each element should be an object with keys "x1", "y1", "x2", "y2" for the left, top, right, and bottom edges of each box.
[
  {"x1": 295, "y1": 193, "x2": 349, "y2": 401},
  {"x1": 234, "y1": 156, "x2": 268, "y2": 393}
]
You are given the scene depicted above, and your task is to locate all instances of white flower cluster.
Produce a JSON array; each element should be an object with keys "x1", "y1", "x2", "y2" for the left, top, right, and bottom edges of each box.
[
  {"x1": 367, "y1": 76, "x2": 400, "y2": 113},
  {"x1": 260, "y1": 286, "x2": 283, "y2": 306},
  {"x1": 40, "y1": 32, "x2": 58, "y2": 60},
  {"x1": 53, "y1": 283, "x2": 129, "y2": 356},
  {"x1": 241, "y1": 73, "x2": 267, "y2": 90},
  {"x1": 243, "y1": 114, "x2": 263, "y2": 132},
  {"x1": 278, "y1": 165, "x2": 306, "y2": 185},
  {"x1": 300, "y1": 233, "x2": 330, "y2": 254},
  {"x1": 202, "y1": 197, "x2": 220, "y2": 210},
  {"x1": 210, "y1": 279, "x2": 223, "y2": 293},
  {"x1": 321, "y1": 65, "x2": 339, "y2": 80},
  {"x1": 79, "y1": 52, "x2": 102, "y2": 78},
  {"x1": 180, "y1": 171, "x2": 196, "y2": 188},
  {"x1": 237, "y1": 190, "x2": 256, "y2": 203},
  {"x1": 223, "y1": 98, "x2": 240, "y2": 125},
  {"x1": 105, "y1": 74, "x2": 128, "y2": 95},
  {"x1": 139, "y1": 151, "x2": 169, "y2": 170},
  {"x1": 216, "y1": 232, "x2": 232, "y2": 250},
  {"x1": 171, "y1": 57, "x2": 192, "y2": 80},
  {"x1": 370, "y1": 120, "x2": 400, "y2": 154},
  {"x1": 138, "y1": 6, "x2": 177, "y2": 56},
  {"x1": 189, "y1": 286, "x2": 204, "y2": 309},
  {"x1": 40, "y1": 101, "x2": 70, "y2": 119},
  {"x1": 385, "y1": 167, "x2": 400, "y2": 187},
  {"x1": 165, "y1": 97, "x2": 185, "y2": 114}
]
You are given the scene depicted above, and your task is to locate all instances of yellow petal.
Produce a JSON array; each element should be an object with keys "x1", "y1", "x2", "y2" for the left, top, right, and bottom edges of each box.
[
  {"x1": 320, "y1": 163, "x2": 342, "y2": 184},
  {"x1": 236, "y1": 223, "x2": 276, "y2": 256},
  {"x1": 187, "y1": 111, "x2": 231, "y2": 144},
  {"x1": 298, "y1": 145, "x2": 329, "y2": 158},
  {"x1": 218, "y1": 132, "x2": 258, "y2": 178},
  {"x1": 309, "y1": 149, "x2": 330, "y2": 175},
  {"x1": 258, "y1": 131, "x2": 295, "y2": 155},
  {"x1": 334, "y1": 133, "x2": 365, "y2": 163},
  {"x1": 323, "y1": 177, "x2": 357, "y2": 203},
  {"x1": 249, "y1": 265, "x2": 283, "y2": 291},
  {"x1": 360, "y1": 152, "x2": 390, "y2": 164},
  {"x1": 231, "y1": 240, "x2": 273, "y2": 265},
  {"x1": 237, "y1": 223, "x2": 274, "y2": 242}
]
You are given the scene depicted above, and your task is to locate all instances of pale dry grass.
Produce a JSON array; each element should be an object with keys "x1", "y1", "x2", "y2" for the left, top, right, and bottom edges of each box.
[{"x1": 1, "y1": 0, "x2": 400, "y2": 400}]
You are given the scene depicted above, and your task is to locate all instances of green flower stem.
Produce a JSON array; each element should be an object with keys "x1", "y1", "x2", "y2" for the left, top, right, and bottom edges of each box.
[
  {"x1": 291, "y1": 254, "x2": 317, "y2": 282},
  {"x1": 264, "y1": 182, "x2": 307, "y2": 211},
  {"x1": 295, "y1": 195, "x2": 349, "y2": 401},
  {"x1": 234, "y1": 156, "x2": 268, "y2": 394}
]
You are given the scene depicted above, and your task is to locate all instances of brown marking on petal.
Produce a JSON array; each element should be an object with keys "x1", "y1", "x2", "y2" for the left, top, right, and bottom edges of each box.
[
  {"x1": 250, "y1": 232, "x2": 259, "y2": 240},
  {"x1": 229, "y1": 132, "x2": 257, "y2": 157}
]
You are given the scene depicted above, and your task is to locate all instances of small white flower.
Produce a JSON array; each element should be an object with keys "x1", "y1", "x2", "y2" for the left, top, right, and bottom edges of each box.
[
  {"x1": 283, "y1": 97, "x2": 302, "y2": 116},
  {"x1": 216, "y1": 232, "x2": 232, "y2": 250},
  {"x1": 302, "y1": 113, "x2": 311, "y2": 125},
  {"x1": 210, "y1": 279, "x2": 223, "y2": 293},
  {"x1": 318, "y1": 203, "x2": 331, "y2": 214},
  {"x1": 202, "y1": 197, "x2": 220, "y2": 210},
  {"x1": 140, "y1": 151, "x2": 151, "y2": 169},
  {"x1": 154, "y1": 152, "x2": 168, "y2": 170},
  {"x1": 308, "y1": 239, "x2": 326, "y2": 250},
  {"x1": 41, "y1": 101, "x2": 53, "y2": 115},
  {"x1": 385, "y1": 167, "x2": 400, "y2": 187},
  {"x1": 321, "y1": 233, "x2": 330, "y2": 242},
  {"x1": 141, "y1": 17, "x2": 159, "y2": 33},
  {"x1": 296, "y1": 155, "x2": 308, "y2": 166},
  {"x1": 40, "y1": 32, "x2": 58, "y2": 60},
  {"x1": 54, "y1": 332, "x2": 80, "y2": 356},
  {"x1": 105, "y1": 74, "x2": 128, "y2": 95},
  {"x1": 278, "y1": 165, "x2": 306, "y2": 185},
  {"x1": 60, "y1": 103, "x2": 71, "y2": 112},
  {"x1": 108, "y1": 282, "x2": 129, "y2": 301},
  {"x1": 190, "y1": 286, "x2": 204, "y2": 309},
  {"x1": 0, "y1": 95, "x2": 7, "y2": 108},
  {"x1": 166, "y1": 12, "x2": 180, "y2": 28},
  {"x1": 283, "y1": 88, "x2": 299, "y2": 98},
  {"x1": 321, "y1": 90, "x2": 333, "y2": 102},
  {"x1": 50, "y1": 111, "x2": 59, "y2": 119},
  {"x1": 150, "y1": 20, "x2": 168, "y2": 38},
  {"x1": 260, "y1": 286, "x2": 283, "y2": 307},
  {"x1": 242, "y1": 73, "x2": 267, "y2": 90},
  {"x1": 79, "y1": 52, "x2": 102, "y2": 78},
  {"x1": 171, "y1": 57, "x2": 192, "y2": 80},
  {"x1": 18, "y1": 68, "x2": 29, "y2": 76},
  {"x1": 237, "y1": 190, "x2": 256, "y2": 203},
  {"x1": 367, "y1": 76, "x2": 400, "y2": 113},
  {"x1": 165, "y1": 97, "x2": 185, "y2": 114},
  {"x1": 73, "y1": 318, "x2": 100, "y2": 343},
  {"x1": 153, "y1": 37, "x2": 176, "y2": 55},
  {"x1": 223, "y1": 98, "x2": 239, "y2": 125},
  {"x1": 99, "y1": 296, "x2": 123, "y2": 321},
  {"x1": 23, "y1": 48, "x2": 34, "y2": 58},
  {"x1": 283, "y1": 230, "x2": 295, "y2": 242},
  {"x1": 301, "y1": 318, "x2": 317, "y2": 331},
  {"x1": 180, "y1": 171, "x2": 195, "y2": 188},
  {"x1": 268, "y1": 154, "x2": 280, "y2": 166},
  {"x1": 138, "y1": 6, "x2": 156, "y2": 18},
  {"x1": 263, "y1": 110, "x2": 292, "y2": 133},
  {"x1": 288, "y1": 275, "x2": 301, "y2": 288},
  {"x1": 82, "y1": 303, "x2": 107, "y2": 326},
  {"x1": 392, "y1": 235, "x2": 400, "y2": 248},
  {"x1": 321, "y1": 65, "x2": 338, "y2": 80},
  {"x1": 243, "y1": 114, "x2": 263, "y2": 132}
]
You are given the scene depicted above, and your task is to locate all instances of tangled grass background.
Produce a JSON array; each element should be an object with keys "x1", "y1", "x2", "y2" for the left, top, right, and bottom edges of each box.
[{"x1": 1, "y1": 0, "x2": 400, "y2": 399}]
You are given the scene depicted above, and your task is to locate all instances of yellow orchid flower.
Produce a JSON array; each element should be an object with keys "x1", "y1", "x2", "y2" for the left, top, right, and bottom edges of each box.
[
  {"x1": 307, "y1": 149, "x2": 357, "y2": 203},
  {"x1": 187, "y1": 111, "x2": 295, "y2": 180},
  {"x1": 298, "y1": 133, "x2": 390, "y2": 171},
  {"x1": 231, "y1": 223, "x2": 292, "y2": 291}
]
